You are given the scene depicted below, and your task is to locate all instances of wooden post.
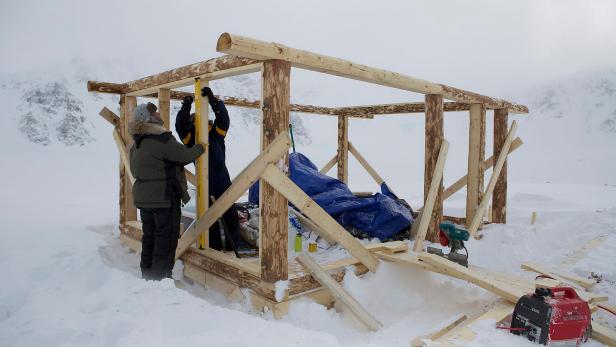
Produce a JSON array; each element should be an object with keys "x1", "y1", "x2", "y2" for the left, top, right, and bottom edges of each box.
[
  {"x1": 195, "y1": 79, "x2": 209, "y2": 249},
  {"x1": 158, "y1": 88, "x2": 171, "y2": 129},
  {"x1": 119, "y1": 95, "x2": 137, "y2": 228},
  {"x1": 260, "y1": 60, "x2": 291, "y2": 282},
  {"x1": 337, "y1": 115, "x2": 349, "y2": 183},
  {"x1": 469, "y1": 121, "x2": 517, "y2": 239},
  {"x1": 424, "y1": 94, "x2": 444, "y2": 242},
  {"x1": 413, "y1": 140, "x2": 449, "y2": 252},
  {"x1": 492, "y1": 109, "x2": 509, "y2": 223},
  {"x1": 466, "y1": 104, "x2": 486, "y2": 228}
]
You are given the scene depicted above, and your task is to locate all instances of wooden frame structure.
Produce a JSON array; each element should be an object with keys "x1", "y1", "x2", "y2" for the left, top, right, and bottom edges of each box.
[{"x1": 88, "y1": 32, "x2": 529, "y2": 316}]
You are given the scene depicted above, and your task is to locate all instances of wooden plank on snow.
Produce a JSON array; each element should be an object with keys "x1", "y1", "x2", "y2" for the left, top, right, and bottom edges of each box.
[{"x1": 296, "y1": 253, "x2": 382, "y2": 331}]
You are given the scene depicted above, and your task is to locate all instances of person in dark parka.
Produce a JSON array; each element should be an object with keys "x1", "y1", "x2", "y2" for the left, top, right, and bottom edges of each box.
[
  {"x1": 129, "y1": 102, "x2": 206, "y2": 280},
  {"x1": 175, "y1": 87, "x2": 242, "y2": 251}
]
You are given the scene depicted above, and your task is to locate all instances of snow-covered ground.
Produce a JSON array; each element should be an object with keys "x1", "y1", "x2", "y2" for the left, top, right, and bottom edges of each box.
[{"x1": 1, "y1": 67, "x2": 615, "y2": 346}]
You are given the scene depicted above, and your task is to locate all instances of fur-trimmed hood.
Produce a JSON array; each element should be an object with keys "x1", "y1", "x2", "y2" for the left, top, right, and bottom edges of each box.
[{"x1": 128, "y1": 120, "x2": 168, "y2": 136}]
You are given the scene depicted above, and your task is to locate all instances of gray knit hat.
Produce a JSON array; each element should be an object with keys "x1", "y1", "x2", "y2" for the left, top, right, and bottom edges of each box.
[{"x1": 132, "y1": 102, "x2": 158, "y2": 123}]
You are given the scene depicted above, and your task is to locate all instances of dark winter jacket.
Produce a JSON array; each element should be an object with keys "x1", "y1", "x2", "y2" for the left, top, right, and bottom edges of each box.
[
  {"x1": 128, "y1": 120, "x2": 204, "y2": 209},
  {"x1": 175, "y1": 99, "x2": 232, "y2": 199}
]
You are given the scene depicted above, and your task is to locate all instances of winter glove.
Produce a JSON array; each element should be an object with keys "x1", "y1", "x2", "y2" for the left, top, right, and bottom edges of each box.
[{"x1": 201, "y1": 87, "x2": 215, "y2": 99}]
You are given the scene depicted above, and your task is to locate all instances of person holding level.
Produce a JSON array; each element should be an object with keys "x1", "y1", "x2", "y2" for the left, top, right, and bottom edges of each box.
[
  {"x1": 128, "y1": 102, "x2": 206, "y2": 280},
  {"x1": 176, "y1": 86, "x2": 242, "y2": 251}
]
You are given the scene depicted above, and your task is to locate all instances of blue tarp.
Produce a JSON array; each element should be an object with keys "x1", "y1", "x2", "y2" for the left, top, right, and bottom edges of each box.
[{"x1": 248, "y1": 152, "x2": 413, "y2": 240}]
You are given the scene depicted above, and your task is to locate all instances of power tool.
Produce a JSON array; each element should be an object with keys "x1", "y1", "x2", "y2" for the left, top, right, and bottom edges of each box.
[
  {"x1": 509, "y1": 287, "x2": 591, "y2": 346},
  {"x1": 426, "y1": 222, "x2": 469, "y2": 267}
]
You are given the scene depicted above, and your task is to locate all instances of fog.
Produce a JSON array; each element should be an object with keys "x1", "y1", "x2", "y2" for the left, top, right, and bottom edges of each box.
[{"x1": 1, "y1": 0, "x2": 615, "y2": 103}]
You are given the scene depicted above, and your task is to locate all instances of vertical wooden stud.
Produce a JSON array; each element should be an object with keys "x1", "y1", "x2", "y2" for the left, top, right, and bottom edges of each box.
[
  {"x1": 337, "y1": 115, "x2": 349, "y2": 183},
  {"x1": 493, "y1": 108, "x2": 509, "y2": 223},
  {"x1": 158, "y1": 88, "x2": 171, "y2": 130},
  {"x1": 259, "y1": 60, "x2": 291, "y2": 283},
  {"x1": 119, "y1": 95, "x2": 137, "y2": 229},
  {"x1": 424, "y1": 94, "x2": 444, "y2": 242},
  {"x1": 195, "y1": 79, "x2": 209, "y2": 249},
  {"x1": 466, "y1": 104, "x2": 486, "y2": 228}
]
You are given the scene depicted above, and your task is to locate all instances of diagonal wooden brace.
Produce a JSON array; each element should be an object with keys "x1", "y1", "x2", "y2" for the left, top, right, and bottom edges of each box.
[
  {"x1": 260, "y1": 163, "x2": 380, "y2": 272},
  {"x1": 175, "y1": 132, "x2": 291, "y2": 259}
]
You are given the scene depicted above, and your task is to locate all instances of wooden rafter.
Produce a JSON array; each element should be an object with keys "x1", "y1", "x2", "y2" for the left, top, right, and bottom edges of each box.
[
  {"x1": 124, "y1": 55, "x2": 262, "y2": 96},
  {"x1": 217, "y1": 33, "x2": 528, "y2": 113},
  {"x1": 175, "y1": 131, "x2": 292, "y2": 259},
  {"x1": 87, "y1": 80, "x2": 368, "y2": 118}
]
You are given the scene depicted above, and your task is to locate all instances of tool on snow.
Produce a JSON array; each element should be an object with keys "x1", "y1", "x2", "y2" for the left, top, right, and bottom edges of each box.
[{"x1": 426, "y1": 222, "x2": 469, "y2": 267}]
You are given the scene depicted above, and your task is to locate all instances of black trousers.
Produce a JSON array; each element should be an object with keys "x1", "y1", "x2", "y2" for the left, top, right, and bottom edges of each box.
[
  {"x1": 208, "y1": 204, "x2": 242, "y2": 251},
  {"x1": 139, "y1": 198, "x2": 181, "y2": 280}
]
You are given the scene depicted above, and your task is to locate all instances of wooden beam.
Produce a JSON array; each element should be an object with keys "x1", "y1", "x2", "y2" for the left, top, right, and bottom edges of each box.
[
  {"x1": 216, "y1": 33, "x2": 529, "y2": 113},
  {"x1": 260, "y1": 163, "x2": 380, "y2": 272},
  {"x1": 418, "y1": 252, "x2": 523, "y2": 303},
  {"x1": 413, "y1": 140, "x2": 449, "y2": 252},
  {"x1": 98, "y1": 107, "x2": 120, "y2": 127},
  {"x1": 119, "y1": 95, "x2": 137, "y2": 227},
  {"x1": 158, "y1": 88, "x2": 171, "y2": 130},
  {"x1": 319, "y1": 154, "x2": 338, "y2": 174},
  {"x1": 348, "y1": 142, "x2": 384, "y2": 185},
  {"x1": 123, "y1": 55, "x2": 262, "y2": 96},
  {"x1": 334, "y1": 101, "x2": 512, "y2": 116},
  {"x1": 466, "y1": 104, "x2": 486, "y2": 228},
  {"x1": 195, "y1": 79, "x2": 209, "y2": 249},
  {"x1": 348, "y1": 142, "x2": 401, "y2": 198},
  {"x1": 87, "y1": 80, "x2": 357, "y2": 117},
  {"x1": 469, "y1": 121, "x2": 517, "y2": 239},
  {"x1": 337, "y1": 115, "x2": 349, "y2": 183},
  {"x1": 521, "y1": 262, "x2": 594, "y2": 290},
  {"x1": 175, "y1": 131, "x2": 291, "y2": 259},
  {"x1": 592, "y1": 322, "x2": 616, "y2": 346},
  {"x1": 424, "y1": 94, "x2": 444, "y2": 242},
  {"x1": 411, "y1": 314, "x2": 468, "y2": 346},
  {"x1": 259, "y1": 60, "x2": 291, "y2": 282},
  {"x1": 443, "y1": 137, "x2": 523, "y2": 200},
  {"x1": 492, "y1": 109, "x2": 509, "y2": 223},
  {"x1": 296, "y1": 253, "x2": 382, "y2": 331},
  {"x1": 112, "y1": 129, "x2": 135, "y2": 184}
]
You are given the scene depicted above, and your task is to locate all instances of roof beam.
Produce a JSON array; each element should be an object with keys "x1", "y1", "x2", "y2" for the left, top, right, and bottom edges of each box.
[
  {"x1": 87, "y1": 81, "x2": 371, "y2": 118},
  {"x1": 122, "y1": 55, "x2": 262, "y2": 97},
  {"x1": 217, "y1": 33, "x2": 528, "y2": 114},
  {"x1": 336, "y1": 102, "x2": 477, "y2": 115}
]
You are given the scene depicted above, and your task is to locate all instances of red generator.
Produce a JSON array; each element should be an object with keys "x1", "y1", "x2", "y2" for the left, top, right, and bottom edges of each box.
[{"x1": 511, "y1": 287, "x2": 592, "y2": 346}]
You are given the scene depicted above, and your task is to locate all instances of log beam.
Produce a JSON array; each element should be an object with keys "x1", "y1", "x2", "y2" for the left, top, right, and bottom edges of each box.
[
  {"x1": 334, "y1": 101, "x2": 505, "y2": 116},
  {"x1": 469, "y1": 121, "x2": 518, "y2": 239},
  {"x1": 175, "y1": 132, "x2": 291, "y2": 259},
  {"x1": 337, "y1": 115, "x2": 349, "y2": 183},
  {"x1": 158, "y1": 88, "x2": 171, "y2": 130},
  {"x1": 86, "y1": 80, "x2": 356, "y2": 118},
  {"x1": 216, "y1": 33, "x2": 528, "y2": 113},
  {"x1": 124, "y1": 55, "x2": 262, "y2": 96},
  {"x1": 492, "y1": 109, "x2": 509, "y2": 223},
  {"x1": 466, "y1": 104, "x2": 486, "y2": 228},
  {"x1": 424, "y1": 94, "x2": 444, "y2": 242},
  {"x1": 259, "y1": 60, "x2": 291, "y2": 283},
  {"x1": 119, "y1": 95, "x2": 137, "y2": 227}
]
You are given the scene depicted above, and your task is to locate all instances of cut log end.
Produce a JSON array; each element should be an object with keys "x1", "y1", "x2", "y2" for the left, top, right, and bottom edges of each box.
[{"x1": 217, "y1": 32, "x2": 233, "y2": 51}]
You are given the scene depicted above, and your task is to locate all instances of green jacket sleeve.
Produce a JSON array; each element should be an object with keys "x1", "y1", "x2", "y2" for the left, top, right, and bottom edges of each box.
[{"x1": 160, "y1": 137, "x2": 204, "y2": 164}]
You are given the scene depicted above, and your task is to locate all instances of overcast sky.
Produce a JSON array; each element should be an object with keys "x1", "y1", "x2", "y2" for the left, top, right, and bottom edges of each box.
[{"x1": 1, "y1": 0, "x2": 615, "y2": 99}]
